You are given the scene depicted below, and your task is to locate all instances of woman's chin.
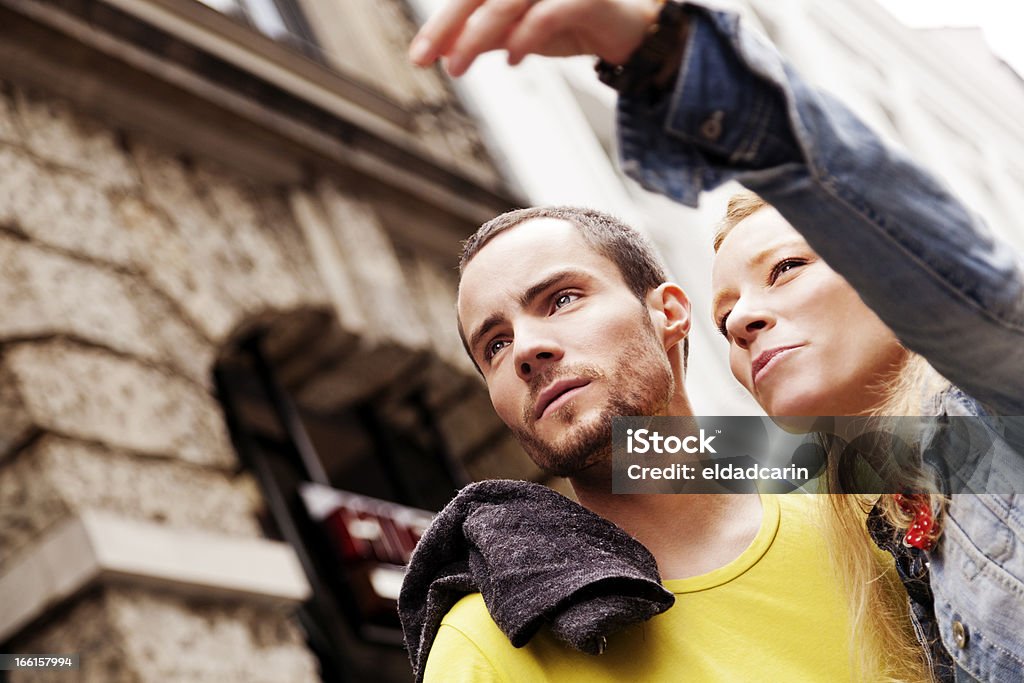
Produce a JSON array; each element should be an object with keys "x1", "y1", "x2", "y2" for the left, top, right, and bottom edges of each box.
[
  {"x1": 767, "y1": 415, "x2": 826, "y2": 434},
  {"x1": 758, "y1": 391, "x2": 830, "y2": 419}
]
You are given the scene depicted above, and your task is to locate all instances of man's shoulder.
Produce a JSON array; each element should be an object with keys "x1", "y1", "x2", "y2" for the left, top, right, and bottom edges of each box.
[
  {"x1": 426, "y1": 594, "x2": 546, "y2": 682},
  {"x1": 440, "y1": 593, "x2": 496, "y2": 633},
  {"x1": 438, "y1": 593, "x2": 520, "y2": 653}
]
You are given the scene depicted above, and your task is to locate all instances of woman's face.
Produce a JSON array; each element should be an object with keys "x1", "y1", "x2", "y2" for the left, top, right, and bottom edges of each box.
[{"x1": 711, "y1": 207, "x2": 906, "y2": 416}]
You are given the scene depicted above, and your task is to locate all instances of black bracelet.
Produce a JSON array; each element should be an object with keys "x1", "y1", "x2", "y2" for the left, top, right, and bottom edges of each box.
[{"x1": 596, "y1": 1, "x2": 689, "y2": 97}]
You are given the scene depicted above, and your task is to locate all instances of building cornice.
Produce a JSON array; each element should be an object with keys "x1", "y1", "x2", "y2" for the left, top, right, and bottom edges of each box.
[
  {"x1": 0, "y1": 512, "x2": 311, "y2": 643},
  {"x1": 0, "y1": 0, "x2": 518, "y2": 224}
]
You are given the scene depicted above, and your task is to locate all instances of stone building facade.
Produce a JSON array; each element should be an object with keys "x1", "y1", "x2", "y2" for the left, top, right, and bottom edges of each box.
[{"x1": 0, "y1": 0, "x2": 550, "y2": 680}]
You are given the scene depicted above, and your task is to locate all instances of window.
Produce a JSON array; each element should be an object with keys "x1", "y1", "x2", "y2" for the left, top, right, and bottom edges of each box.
[
  {"x1": 216, "y1": 331, "x2": 465, "y2": 681},
  {"x1": 196, "y1": 0, "x2": 321, "y2": 59}
]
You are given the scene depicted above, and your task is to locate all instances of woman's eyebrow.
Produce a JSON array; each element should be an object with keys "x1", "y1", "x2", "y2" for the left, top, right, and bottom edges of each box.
[
  {"x1": 711, "y1": 289, "x2": 733, "y2": 316},
  {"x1": 746, "y1": 238, "x2": 807, "y2": 267}
]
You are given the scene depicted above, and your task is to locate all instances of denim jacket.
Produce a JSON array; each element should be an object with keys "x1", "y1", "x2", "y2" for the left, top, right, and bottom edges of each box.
[{"x1": 616, "y1": 4, "x2": 1024, "y2": 681}]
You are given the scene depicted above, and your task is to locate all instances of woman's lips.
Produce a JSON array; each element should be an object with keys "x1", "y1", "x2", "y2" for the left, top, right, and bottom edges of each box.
[{"x1": 752, "y1": 345, "x2": 803, "y2": 387}]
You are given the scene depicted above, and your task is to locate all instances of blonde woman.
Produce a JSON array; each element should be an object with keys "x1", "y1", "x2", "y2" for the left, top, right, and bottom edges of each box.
[{"x1": 710, "y1": 191, "x2": 964, "y2": 682}]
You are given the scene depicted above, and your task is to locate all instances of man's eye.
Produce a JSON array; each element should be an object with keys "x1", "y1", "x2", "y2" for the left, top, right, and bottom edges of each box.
[
  {"x1": 554, "y1": 292, "x2": 579, "y2": 309},
  {"x1": 769, "y1": 258, "x2": 806, "y2": 284},
  {"x1": 485, "y1": 339, "x2": 510, "y2": 361}
]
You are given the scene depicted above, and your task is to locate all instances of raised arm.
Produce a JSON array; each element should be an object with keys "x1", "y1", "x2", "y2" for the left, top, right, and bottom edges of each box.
[
  {"x1": 409, "y1": 0, "x2": 662, "y2": 75},
  {"x1": 613, "y1": 4, "x2": 1024, "y2": 415},
  {"x1": 409, "y1": 0, "x2": 1024, "y2": 415}
]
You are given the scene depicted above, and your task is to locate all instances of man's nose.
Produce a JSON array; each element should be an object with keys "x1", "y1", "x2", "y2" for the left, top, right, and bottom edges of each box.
[{"x1": 514, "y1": 326, "x2": 563, "y2": 381}]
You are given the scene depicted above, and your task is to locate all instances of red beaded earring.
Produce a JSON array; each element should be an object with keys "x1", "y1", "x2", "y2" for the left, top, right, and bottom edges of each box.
[{"x1": 894, "y1": 493, "x2": 937, "y2": 550}]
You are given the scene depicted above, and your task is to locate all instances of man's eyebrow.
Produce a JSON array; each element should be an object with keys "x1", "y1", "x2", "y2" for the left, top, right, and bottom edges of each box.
[
  {"x1": 517, "y1": 269, "x2": 589, "y2": 308},
  {"x1": 468, "y1": 312, "x2": 507, "y2": 360},
  {"x1": 466, "y1": 269, "x2": 590, "y2": 360}
]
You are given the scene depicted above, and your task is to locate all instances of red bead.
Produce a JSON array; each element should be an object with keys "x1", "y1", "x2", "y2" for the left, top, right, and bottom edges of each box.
[{"x1": 895, "y1": 493, "x2": 937, "y2": 551}]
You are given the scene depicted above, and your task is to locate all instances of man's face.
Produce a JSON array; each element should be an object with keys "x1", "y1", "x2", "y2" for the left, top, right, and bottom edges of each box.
[{"x1": 457, "y1": 218, "x2": 676, "y2": 476}]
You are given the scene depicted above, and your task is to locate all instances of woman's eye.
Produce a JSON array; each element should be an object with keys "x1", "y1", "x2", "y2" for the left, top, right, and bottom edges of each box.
[
  {"x1": 769, "y1": 258, "x2": 806, "y2": 284},
  {"x1": 717, "y1": 312, "x2": 731, "y2": 338}
]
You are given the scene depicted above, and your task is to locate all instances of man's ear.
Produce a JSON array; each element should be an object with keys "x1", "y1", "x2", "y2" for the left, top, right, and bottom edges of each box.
[{"x1": 646, "y1": 283, "x2": 691, "y2": 350}]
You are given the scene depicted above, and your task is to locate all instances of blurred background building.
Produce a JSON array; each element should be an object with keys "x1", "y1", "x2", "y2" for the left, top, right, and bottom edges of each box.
[{"x1": 0, "y1": 0, "x2": 1021, "y2": 681}]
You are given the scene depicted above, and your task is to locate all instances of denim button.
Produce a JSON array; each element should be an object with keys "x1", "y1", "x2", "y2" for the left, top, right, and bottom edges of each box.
[
  {"x1": 700, "y1": 111, "x2": 724, "y2": 141},
  {"x1": 952, "y1": 620, "x2": 969, "y2": 649}
]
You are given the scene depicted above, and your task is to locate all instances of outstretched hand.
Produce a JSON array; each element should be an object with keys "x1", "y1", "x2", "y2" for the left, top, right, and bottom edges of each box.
[{"x1": 409, "y1": 0, "x2": 665, "y2": 76}]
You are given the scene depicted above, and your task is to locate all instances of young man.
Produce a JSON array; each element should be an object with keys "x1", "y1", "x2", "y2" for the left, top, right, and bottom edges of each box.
[
  {"x1": 403, "y1": 206, "x2": 881, "y2": 681},
  {"x1": 407, "y1": 1, "x2": 1024, "y2": 680}
]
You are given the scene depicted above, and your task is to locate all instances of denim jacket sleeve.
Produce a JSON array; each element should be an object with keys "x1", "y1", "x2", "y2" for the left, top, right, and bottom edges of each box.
[{"x1": 617, "y1": 3, "x2": 1024, "y2": 416}]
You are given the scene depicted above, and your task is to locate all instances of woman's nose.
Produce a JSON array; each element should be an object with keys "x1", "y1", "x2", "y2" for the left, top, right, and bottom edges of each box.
[{"x1": 727, "y1": 304, "x2": 774, "y2": 350}]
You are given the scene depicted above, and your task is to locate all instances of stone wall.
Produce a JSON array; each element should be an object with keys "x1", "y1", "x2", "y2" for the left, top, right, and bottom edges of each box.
[
  {"x1": 10, "y1": 587, "x2": 319, "y2": 683},
  {"x1": 0, "y1": 81, "x2": 332, "y2": 680},
  {"x1": 0, "y1": 76, "x2": 543, "y2": 680}
]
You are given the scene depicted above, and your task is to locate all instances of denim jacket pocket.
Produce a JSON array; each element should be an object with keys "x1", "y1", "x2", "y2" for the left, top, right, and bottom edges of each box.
[{"x1": 930, "y1": 494, "x2": 1024, "y2": 682}]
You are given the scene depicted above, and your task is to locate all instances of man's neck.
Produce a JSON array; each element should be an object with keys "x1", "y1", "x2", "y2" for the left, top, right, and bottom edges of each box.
[
  {"x1": 569, "y1": 394, "x2": 764, "y2": 580},
  {"x1": 571, "y1": 484, "x2": 763, "y2": 580}
]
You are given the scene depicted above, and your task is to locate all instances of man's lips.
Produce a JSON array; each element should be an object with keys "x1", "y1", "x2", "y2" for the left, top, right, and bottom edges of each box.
[
  {"x1": 751, "y1": 345, "x2": 803, "y2": 386},
  {"x1": 534, "y1": 379, "x2": 592, "y2": 420}
]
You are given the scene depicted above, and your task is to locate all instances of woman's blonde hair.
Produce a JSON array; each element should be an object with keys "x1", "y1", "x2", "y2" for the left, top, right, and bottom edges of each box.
[{"x1": 715, "y1": 190, "x2": 948, "y2": 682}]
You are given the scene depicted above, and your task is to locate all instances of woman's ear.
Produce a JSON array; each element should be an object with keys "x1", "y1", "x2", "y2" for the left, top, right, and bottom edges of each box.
[{"x1": 646, "y1": 283, "x2": 691, "y2": 350}]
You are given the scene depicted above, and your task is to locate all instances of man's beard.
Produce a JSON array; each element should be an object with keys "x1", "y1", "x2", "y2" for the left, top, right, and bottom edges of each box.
[{"x1": 511, "y1": 314, "x2": 675, "y2": 477}]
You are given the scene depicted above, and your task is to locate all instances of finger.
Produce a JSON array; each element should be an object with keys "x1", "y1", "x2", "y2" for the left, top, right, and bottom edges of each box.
[
  {"x1": 504, "y1": 0, "x2": 575, "y2": 65},
  {"x1": 507, "y1": 0, "x2": 657, "y2": 66},
  {"x1": 409, "y1": 0, "x2": 485, "y2": 66},
  {"x1": 446, "y1": 0, "x2": 537, "y2": 76}
]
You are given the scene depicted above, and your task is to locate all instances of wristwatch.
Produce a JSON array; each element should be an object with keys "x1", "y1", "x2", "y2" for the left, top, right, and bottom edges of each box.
[{"x1": 595, "y1": 1, "x2": 690, "y2": 97}]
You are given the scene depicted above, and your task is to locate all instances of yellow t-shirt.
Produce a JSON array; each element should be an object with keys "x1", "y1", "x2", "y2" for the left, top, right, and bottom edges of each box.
[{"x1": 423, "y1": 495, "x2": 872, "y2": 682}]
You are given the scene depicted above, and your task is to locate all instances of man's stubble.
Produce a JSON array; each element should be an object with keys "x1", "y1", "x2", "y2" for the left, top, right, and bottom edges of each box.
[{"x1": 511, "y1": 309, "x2": 675, "y2": 477}]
